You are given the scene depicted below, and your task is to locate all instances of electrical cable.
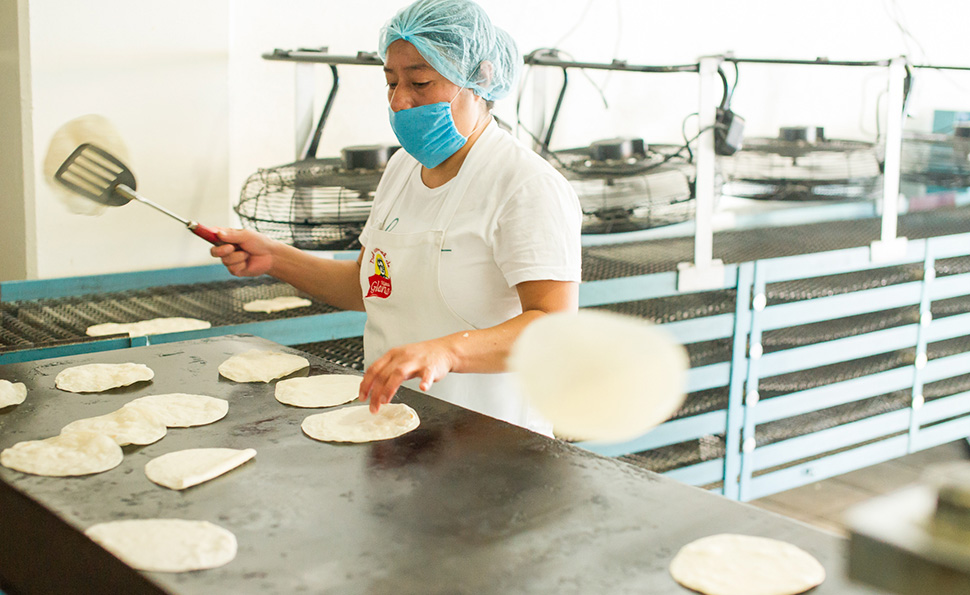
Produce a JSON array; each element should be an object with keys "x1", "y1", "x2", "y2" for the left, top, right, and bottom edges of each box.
[
  {"x1": 514, "y1": 116, "x2": 719, "y2": 177},
  {"x1": 681, "y1": 113, "x2": 699, "y2": 163}
]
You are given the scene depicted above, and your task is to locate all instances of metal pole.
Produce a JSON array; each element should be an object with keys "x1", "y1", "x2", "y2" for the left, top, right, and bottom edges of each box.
[
  {"x1": 871, "y1": 56, "x2": 909, "y2": 263},
  {"x1": 695, "y1": 56, "x2": 717, "y2": 270},
  {"x1": 294, "y1": 63, "x2": 315, "y2": 160},
  {"x1": 677, "y1": 56, "x2": 725, "y2": 292}
]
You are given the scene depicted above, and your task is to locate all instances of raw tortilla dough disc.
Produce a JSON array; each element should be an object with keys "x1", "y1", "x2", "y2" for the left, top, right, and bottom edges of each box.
[
  {"x1": 508, "y1": 310, "x2": 688, "y2": 442},
  {"x1": 302, "y1": 403, "x2": 420, "y2": 443},
  {"x1": 124, "y1": 394, "x2": 229, "y2": 427},
  {"x1": 43, "y1": 114, "x2": 129, "y2": 216},
  {"x1": 55, "y1": 363, "x2": 154, "y2": 393},
  {"x1": 0, "y1": 379, "x2": 27, "y2": 408},
  {"x1": 0, "y1": 430, "x2": 123, "y2": 476},
  {"x1": 242, "y1": 296, "x2": 312, "y2": 313},
  {"x1": 218, "y1": 350, "x2": 309, "y2": 383},
  {"x1": 275, "y1": 374, "x2": 361, "y2": 408},
  {"x1": 669, "y1": 534, "x2": 826, "y2": 595},
  {"x1": 61, "y1": 404, "x2": 168, "y2": 446},
  {"x1": 85, "y1": 519, "x2": 237, "y2": 573},
  {"x1": 145, "y1": 448, "x2": 256, "y2": 490},
  {"x1": 86, "y1": 317, "x2": 211, "y2": 338}
]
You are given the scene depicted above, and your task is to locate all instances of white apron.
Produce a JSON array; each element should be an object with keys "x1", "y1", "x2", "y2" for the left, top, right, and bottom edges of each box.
[{"x1": 359, "y1": 134, "x2": 553, "y2": 436}]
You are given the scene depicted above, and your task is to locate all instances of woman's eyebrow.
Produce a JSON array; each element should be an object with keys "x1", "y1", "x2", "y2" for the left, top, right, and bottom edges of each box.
[{"x1": 383, "y1": 64, "x2": 435, "y2": 74}]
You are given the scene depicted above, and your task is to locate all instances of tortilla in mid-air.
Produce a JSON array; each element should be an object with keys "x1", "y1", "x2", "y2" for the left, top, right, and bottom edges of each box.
[{"x1": 508, "y1": 310, "x2": 688, "y2": 442}]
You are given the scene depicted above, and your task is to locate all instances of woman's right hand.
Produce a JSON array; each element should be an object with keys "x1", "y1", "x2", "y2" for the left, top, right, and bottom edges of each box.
[{"x1": 210, "y1": 228, "x2": 277, "y2": 277}]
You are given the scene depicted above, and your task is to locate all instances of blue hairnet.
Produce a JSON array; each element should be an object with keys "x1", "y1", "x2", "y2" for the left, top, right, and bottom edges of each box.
[{"x1": 379, "y1": 0, "x2": 520, "y2": 102}]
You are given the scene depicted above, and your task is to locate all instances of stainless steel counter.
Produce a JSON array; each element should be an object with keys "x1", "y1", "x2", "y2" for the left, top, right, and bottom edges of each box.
[{"x1": 0, "y1": 334, "x2": 884, "y2": 594}]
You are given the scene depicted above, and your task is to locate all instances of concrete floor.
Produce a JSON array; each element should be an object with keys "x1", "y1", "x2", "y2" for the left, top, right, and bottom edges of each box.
[{"x1": 749, "y1": 440, "x2": 970, "y2": 536}]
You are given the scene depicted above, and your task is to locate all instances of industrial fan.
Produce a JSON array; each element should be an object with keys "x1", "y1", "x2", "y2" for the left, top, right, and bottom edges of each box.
[
  {"x1": 550, "y1": 138, "x2": 696, "y2": 234},
  {"x1": 518, "y1": 50, "x2": 743, "y2": 235},
  {"x1": 720, "y1": 126, "x2": 882, "y2": 201},
  {"x1": 235, "y1": 64, "x2": 398, "y2": 250},
  {"x1": 900, "y1": 122, "x2": 970, "y2": 188}
]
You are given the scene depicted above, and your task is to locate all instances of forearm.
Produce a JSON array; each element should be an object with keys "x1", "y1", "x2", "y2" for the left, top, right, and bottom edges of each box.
[
  {"x1": 437, "y1": 279, "x2": 580, "y2": 374},
  {"x1": 268, "y1": 243, "x2": 364, "y2": 311},
  {"x1": 436, "y1": 309, "x2": 546, "y2": 374}
]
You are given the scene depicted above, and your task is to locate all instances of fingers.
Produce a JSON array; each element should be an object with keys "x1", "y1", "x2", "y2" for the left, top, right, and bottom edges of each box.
[
  {"x1": 210, "y1": 243, "x2": 234, "y2": 258},
  {"x1": 215, "y1": 227, "x2": 250, "y2": 245},
  {"x1": 358, "y1": 355, "x2": 425, "y2": 414},
  {"x1": 419, "y1": 369, "x2": 434, "y2": 392},
  {"x1": 361, "y1": 362, "x2": 409, "y2": 414},
  {"x1": 357, "y1": 343, "x2": 453, "y2": 415},
  {"x1": 208, "y1": 228, "x2": 274, "y2": 277}
]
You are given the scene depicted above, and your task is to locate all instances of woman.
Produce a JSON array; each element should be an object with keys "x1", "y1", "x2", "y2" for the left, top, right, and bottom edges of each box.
[{"x1": 212, "y1": 0, "x2": 581, "y2": 436}]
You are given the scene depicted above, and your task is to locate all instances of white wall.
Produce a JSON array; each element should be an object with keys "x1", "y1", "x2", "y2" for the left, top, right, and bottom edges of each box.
[
  {"x1": 26, "y1": 0, "x2": 230, "y2": 279},
  {"x1": 0, "y1": 0, "x2": 32, "y2": 282},
  {"x1": 7, "y1": 0, "x2": 970, "y2": 280}
]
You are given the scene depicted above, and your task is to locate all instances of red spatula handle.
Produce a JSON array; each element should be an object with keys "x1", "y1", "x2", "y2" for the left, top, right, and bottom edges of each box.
[{"x1": 189, "y1": 222, "x2": 222, "y2": 245}]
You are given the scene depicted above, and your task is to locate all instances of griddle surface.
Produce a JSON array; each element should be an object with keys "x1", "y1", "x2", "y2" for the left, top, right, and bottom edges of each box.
[{"x1": 0, "y1": 335, "x2": 881, "y2": 594}]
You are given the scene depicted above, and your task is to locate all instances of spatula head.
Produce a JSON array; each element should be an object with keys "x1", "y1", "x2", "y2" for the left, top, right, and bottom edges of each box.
[{"x1": 54, "y1": 143, "x2": 136, "y2": 207}]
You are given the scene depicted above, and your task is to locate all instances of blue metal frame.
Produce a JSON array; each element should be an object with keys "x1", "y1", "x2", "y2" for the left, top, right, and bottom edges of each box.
[
  {"x1": 584, "y1": 230, "x2": 970, "y2": 500},
  {"x1": 0, "y1": 264, "x2": 236, "y2": 302}
]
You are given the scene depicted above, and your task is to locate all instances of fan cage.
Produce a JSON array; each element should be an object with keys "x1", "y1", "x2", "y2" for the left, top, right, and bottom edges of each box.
[
  {"x1": 722, "y1": 137, "x2": 883, "y2": 201},
  {"x1": 235, "y1": 157, "x2": 382, "y2": 250},
  {"x1": 901, "y1": 132, "x2": 970, "y2": 188},
  {"x1": 552, "y1": 145, "x2": 698, "y2": 234}
]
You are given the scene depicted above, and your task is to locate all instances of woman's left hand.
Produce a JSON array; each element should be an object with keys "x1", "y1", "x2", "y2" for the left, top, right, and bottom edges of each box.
[{"x1": 358, "y1": 338, "x2": 458, "y2": 413}]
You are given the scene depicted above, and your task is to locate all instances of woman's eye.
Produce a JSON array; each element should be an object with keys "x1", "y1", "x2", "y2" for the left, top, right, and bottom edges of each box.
[
  {"x1": 387, "y1": 82, "x2": 398, "y2": 89},
  {"x1": 413, "y1": 82, "x2": 430, "y2": 88}
]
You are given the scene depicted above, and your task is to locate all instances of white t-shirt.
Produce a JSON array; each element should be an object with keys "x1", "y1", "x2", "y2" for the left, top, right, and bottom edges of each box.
[{"x1": 359, "y1": 120, "x2": 582, "y2": 330}]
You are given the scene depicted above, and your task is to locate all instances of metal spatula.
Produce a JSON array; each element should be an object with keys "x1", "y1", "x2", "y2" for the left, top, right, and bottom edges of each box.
[{"x1": 54, "y1": 143, "x2": 221, "y2": 245}]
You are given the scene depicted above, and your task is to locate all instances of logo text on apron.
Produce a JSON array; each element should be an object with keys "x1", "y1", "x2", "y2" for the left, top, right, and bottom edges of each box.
[{"x1": 366, "y1": 249, "x2": 392, "y2": 299}]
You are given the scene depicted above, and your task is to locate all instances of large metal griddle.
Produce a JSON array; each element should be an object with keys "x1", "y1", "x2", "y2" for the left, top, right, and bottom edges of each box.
[{"x1": 0, "y1": 335, "x2": 884, "y2": 594}]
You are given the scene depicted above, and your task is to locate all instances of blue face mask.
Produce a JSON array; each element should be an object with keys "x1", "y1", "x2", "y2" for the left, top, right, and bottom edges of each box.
[{"x1": 388, "y1": 100, "x2": 468, "y2": 169}]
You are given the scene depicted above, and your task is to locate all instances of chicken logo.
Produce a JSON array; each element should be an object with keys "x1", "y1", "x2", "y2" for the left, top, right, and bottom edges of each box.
[{"x1": 366, "y1": 249, "x2": 392, "y2": 299}]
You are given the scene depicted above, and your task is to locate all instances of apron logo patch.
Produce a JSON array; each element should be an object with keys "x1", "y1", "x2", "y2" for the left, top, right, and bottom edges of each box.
[{"x1": 366, "y1": 249, "x2": 392, "y2": 299}]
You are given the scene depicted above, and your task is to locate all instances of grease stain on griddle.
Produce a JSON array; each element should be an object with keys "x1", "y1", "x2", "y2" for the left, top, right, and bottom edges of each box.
[{"x1": 233, "y1": 416, "x2": 284, "y2": 437}]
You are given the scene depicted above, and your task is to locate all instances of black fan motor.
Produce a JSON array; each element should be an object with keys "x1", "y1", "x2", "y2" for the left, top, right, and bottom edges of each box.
[
  {"x1": 588, "y1": 138, "x2": 647, "y2": 162},
  {"x1": 779, "y1": 126, "x2": 825, "y2": 143},
  {"x1": 341, "y1": 145, "x2": 399, "y2": 170}
]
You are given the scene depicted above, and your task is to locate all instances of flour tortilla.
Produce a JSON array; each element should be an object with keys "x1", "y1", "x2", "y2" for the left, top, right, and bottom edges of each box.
[
  {"x1": 218, "y1": 350, "x2": 309, "y2": 383},
  {"x1": 85, "y1": 519, "x2": 237, "y2": 573},
  {"x1": 124, "y1": 394, "x2": 228, "y2": 427},
  {"x1": 55, "y1": 363, "x2": 154, "y2": 393},
  {"x1": 0, "y1": 379, "x2": 27, "y2": 408},
  {"x1": 0, "y1": 430, "x2": 123, "y2": 476},
  {"x1": 145, "y1": 448, "x2": 256, "y2": 490},
  {"x1": 61, "y1": 404, "x2": 168, "y2": 446},
  {"x1": 242, "y1": 296, "x2": 312, "y2": 313},
  {"x1": 275, "y1": 374, "x2": 361, "y2": 408},
  {"x1": 43, "y1": 114, "x2": 129, "y2": 216},
  {"x1": 302, "y1": 403, "x2": 419, "y2": 443},
  {"x1": 669, "y1": 534, "x2": 826, "y2": 595},
  {"x1": 86, "y1": 317, "x2": 211, "y2": 338},
  {"x1": 509, "y1": 310, "x2": 688, "y2": 442}
]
